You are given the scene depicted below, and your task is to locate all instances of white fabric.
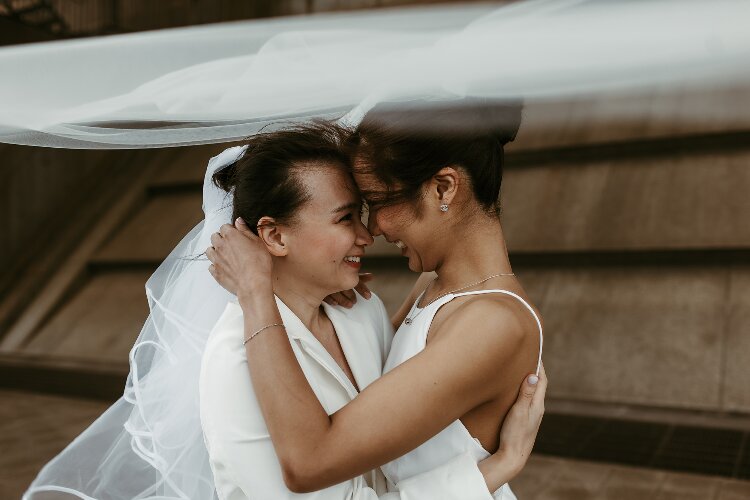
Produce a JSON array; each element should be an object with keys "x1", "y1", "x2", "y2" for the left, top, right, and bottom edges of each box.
[
  {"x1": 1, "y1": 0, "x2": 749, "y2": 149},
  {"x1": 200, "y1": 294, "x2": 495, "y2": 500},
  {"x1": 381, "y1": 289, "x2": 545, "y2": 499},
  {"x1": 22, "y1": 145, "x2": 498, "y2": 499},
  {"x1": 23, "y1": 148, "x2": 242, "y2": 500}
]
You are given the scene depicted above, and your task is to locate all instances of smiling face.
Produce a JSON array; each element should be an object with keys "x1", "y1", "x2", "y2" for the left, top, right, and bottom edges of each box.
[
  {"x1": 278, "y1": 163, "x2": 374, "y2": 294},
  {"x1": 353, "y1": 157, "x2": 447, "y2": 273}
]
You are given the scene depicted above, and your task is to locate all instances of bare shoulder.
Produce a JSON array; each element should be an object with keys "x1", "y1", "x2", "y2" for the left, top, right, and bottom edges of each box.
[
  {"x1": 419, "y1": 294, "x2": 540, "y2": 403},
  {"x1": 430, "y1": 293, "x2": 540, "y2": 359}
]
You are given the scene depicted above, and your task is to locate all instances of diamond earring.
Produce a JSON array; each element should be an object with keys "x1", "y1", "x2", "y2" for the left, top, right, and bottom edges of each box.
[{"x1": 440, "y1": 203, "x2": 449, "y2": 212}]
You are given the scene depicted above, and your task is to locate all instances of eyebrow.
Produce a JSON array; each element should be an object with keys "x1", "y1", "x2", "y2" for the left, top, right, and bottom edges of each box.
[{"x1": 331, "y1": 202, "x2": 359, "y2": 214}]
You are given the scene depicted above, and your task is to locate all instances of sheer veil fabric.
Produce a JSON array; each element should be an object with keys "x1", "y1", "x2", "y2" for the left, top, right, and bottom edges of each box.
[
  {"x1": 1, "y1": 0, "x2": 749, "y2": 149},
  {"x1": 22, "y1": 146, "x2": 246, "y2": 499},
  {"x1": 10, "y1": 1, "x2": 750, "y2": 499}
]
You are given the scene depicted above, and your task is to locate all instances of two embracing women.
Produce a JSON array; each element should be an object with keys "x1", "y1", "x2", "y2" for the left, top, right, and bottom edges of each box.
[{"x1": 202, "y1": 100, "x2": 546, "y2": 500}]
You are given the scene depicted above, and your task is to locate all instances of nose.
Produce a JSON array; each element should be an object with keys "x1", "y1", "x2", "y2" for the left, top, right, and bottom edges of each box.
[{"x1": 355, "y1": 217, "x2": 375, "y2": 246}]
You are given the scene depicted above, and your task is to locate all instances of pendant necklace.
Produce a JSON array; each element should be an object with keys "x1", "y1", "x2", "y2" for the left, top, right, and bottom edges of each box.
[{"x1": 403, "y1": 272, "x2": 515, "y2": 325}]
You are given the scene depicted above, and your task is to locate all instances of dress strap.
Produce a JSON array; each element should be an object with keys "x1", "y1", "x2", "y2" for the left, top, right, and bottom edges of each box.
[{"x1": 451, "y1": 290, "x2": 543, "y2": 376}]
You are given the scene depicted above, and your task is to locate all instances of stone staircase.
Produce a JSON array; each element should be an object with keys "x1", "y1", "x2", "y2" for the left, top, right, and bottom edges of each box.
[
  {"x1": 0, "y1": 144, "x2": 229, "y2": 397},
  {"x1": 1, "y1": 87, "x2": 749, "y2": 422}
]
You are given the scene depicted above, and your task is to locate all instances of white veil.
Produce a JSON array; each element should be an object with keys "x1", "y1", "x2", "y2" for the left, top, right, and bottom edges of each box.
[
  {"x1": 8, "y1": 0, "x2": 750, "y2": 498},
  {"x1": 1, "y1": 0, "x2": 749, "y2": 149},
  {"x1": 22, "y1": 145, "x2": 247, "y2": 499}
]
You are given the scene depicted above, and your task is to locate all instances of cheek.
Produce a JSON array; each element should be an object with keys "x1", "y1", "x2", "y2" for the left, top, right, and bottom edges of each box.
[{"x1": 310, "y1": 227, "x2": 355, "y2": 262}]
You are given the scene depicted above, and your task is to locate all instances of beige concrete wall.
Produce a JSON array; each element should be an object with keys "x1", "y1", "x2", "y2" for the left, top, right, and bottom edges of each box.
[
  {"x1": 518, "y1": 266, "x2": 749, "y2": 413},
  {"x1": 496, "y1": 148, "x2": 750, "y2": 414},
  {"x1": 501, "y1": 150, "x2": 750, "y2": 251},
  {"x1": 0, "y1": 146, "x2": 109, "y2": 292}
]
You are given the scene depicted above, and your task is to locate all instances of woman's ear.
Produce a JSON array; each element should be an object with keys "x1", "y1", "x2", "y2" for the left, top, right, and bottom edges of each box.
[
  {"x1": 256, "y1": 216, "x2": 288, "y2": 257},
  {"x1": 432, "y1": 166, "x2": 460, "y2": 206}
]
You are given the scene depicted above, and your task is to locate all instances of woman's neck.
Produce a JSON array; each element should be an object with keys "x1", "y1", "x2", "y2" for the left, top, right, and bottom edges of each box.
[
  {"x1": 270, "y1": 269, "x2": 328, "y2": 333},
  {"x1": 431, "y1": 214, "x2": 513, "y2": 294}
]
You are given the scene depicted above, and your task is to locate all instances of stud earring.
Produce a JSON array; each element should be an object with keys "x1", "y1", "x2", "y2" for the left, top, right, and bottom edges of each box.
[{"x1": 440, "y1": 203, "x2": 449, "y2": 212}]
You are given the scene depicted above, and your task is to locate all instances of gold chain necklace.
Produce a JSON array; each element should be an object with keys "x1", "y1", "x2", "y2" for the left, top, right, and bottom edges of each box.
[{"x1": 403, "y1": 272, "x2": 515, "y2": 325}]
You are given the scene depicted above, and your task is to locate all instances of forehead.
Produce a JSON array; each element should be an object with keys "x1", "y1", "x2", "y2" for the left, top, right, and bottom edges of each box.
[{"x1": 296, "y1": 163, "x2": 359, "y2": 208}]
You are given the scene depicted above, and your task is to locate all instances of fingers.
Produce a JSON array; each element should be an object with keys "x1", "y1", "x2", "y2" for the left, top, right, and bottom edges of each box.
[
  {"x1": 335, "y1": 292, "x2": 354, "y2": 308},
  {"x1": 210, "y1": 232, "x2": 223, "y2": 250},
  {"x1": 219, "y1": 223, "x2": 234, "y2": 238},
  {"x1": 354, "y1": 273, "x2": 373, "y2": 299},
  {"x1": 206, "y1": 245, "x2": 216, "y2": 262},
  {"x1": 531, "y1": 363, "x2": 547, "y2": 419},
  {"x1": 518, "y1": 373, "x2": 538, "y2": 403},
  {"x1": 234, "y1": 217, "x2": 254, "y2": 236},
  {"x1": 354, "y1": 282, "x2": 372, "y2": 299},
  {"x1": 325, "y1": 292, "x2": 354, "y2": 308}
]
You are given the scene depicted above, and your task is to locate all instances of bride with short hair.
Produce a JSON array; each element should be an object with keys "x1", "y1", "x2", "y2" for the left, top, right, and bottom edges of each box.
[
  {"x1": 201, "y1": 120, "x2": 545, "y2": 499},
  {"x1": 207, "y1": 101, "x2": 544, "y2": 499},
  {"x1": 23, "y1": 120, "x2": 544, "y2": 500}
]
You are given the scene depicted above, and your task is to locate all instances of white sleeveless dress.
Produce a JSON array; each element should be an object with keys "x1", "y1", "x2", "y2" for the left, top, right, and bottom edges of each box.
[{"x1": 380, "y1": 289, "x2": 544, "y2": 499}]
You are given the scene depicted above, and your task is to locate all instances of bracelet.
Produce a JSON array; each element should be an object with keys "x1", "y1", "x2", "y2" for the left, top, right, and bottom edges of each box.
[{"x1": 243, "y1": 323, "x2": 285, "y2": 345}]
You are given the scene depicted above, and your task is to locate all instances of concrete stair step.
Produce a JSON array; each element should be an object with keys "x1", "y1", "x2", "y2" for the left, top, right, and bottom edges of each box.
[
  {"x1": 502, "y1": 145, "x2": 750, "y2": 252},
  {"x1": 20, "y1": 270, "x2": 152, "y2": 363},
  {"x1": 149, "y1": 144, "x2": 233, "y2": 188},
  {"x1": 92, "y1": 192, "x2": 204, "y2": 264},
  {"x1": 515, "y1": 86, "x2": 750, "y2": 151}
]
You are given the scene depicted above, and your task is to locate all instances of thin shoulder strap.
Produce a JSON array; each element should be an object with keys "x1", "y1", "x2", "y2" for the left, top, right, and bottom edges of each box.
[{"x1": 452, "y1": 289, "x2": 543, "y2": 376}]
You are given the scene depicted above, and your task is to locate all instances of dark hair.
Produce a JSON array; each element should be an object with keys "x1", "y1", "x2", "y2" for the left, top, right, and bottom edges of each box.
[
  {"x1": 213, "y1": 122, "x2": 349, "y2": 234},
  {"x1": 347, "y1": 99, "x2": 522, "y2": 216}
]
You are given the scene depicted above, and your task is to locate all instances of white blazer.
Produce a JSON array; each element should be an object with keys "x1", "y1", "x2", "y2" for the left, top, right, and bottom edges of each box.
[{"x1": 199, "y1": 293, "x2": 495, "y2": 500}]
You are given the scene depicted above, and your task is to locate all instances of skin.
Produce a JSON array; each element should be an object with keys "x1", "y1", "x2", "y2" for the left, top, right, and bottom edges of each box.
[{"x1": 207, "y1": 161, "x2": 545, "y2": 493}]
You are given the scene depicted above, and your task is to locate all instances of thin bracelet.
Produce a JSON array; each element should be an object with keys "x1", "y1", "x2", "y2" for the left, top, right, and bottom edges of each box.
[{"x1": 243, "y1": 323, "x2": 285, "y2": 345}]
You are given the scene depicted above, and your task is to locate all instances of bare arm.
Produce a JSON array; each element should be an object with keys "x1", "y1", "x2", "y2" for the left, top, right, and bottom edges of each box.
[
  {"x1": 236, "y1": 290, "x2": 530, "y2": 492},
  {"x1": 207, "y1": 223, "x2": 539, "y2": 493}
]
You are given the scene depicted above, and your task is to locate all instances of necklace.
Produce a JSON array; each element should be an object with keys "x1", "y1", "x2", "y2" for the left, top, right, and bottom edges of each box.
[{"x1": 403, "y1": 272, "x2": 515, "y2": 325}]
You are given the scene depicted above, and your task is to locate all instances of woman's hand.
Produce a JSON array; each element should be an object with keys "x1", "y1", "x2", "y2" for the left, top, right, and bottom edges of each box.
[
  {"x1": 323, "y1": 273, "x2": 374, "y2": 308},
  {"x1": 478, "y1": 363, "x2": 547, "y2": 491},
  {"x1": 206, "y1": 218, "x2": 273, "y2": 299}
]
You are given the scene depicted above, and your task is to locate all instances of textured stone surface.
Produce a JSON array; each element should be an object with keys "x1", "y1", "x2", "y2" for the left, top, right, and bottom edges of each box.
[
  {"x1": 93, "y1": 192, "x2": 204, "y2": 263},
  {"x1": 4, "y1": 390, "x2": 749, "y2": 500},
  {"x1": 0, "y1": 390, "x2": 109, "y2": 500},
  {"x1": 23, "y1": 270, "x2": 151, "y2": 362},
  {"x1": 501, "y1": 150, "x2": 750, "y2": 252},
  {"x1": 513, "y1": 456, "x2": 750, "y2": 500},
  {"x1": 723, "y1": 266, "x2": 750, "y2": 413},
  {"x1": 516, "y1": 266, "x2": 729, "y2": 410}
]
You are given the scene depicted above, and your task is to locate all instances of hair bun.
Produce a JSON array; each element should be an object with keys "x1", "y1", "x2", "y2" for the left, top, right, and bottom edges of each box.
[{"x1": 212, "y1": 162, "x2": 239, "y2": 192}]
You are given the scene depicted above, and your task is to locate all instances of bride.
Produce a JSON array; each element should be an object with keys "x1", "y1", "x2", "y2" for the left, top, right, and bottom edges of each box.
[
  {"x1": 207, "y1": 100, "x2": 544, "y2": 498},
  {"x1": 23, "y1": 120, "x2": 544, "y2": 500}
]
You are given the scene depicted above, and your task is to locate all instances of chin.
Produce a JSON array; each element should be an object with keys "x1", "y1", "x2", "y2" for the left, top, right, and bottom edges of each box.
[
  {"x1": 406, "y1": 256, "x2": 424, "y2": 273},
  {"x1": 339, "y1": 274, "x2": 360, "y2": 292}
]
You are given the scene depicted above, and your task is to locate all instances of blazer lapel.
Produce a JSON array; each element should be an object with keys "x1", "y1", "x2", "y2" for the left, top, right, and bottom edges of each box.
[
  {"x1": 275, "y1": 296, "x2": 359, "y2": 399},
  {"x1": 322, "y1": 301, "x2": 383, "y2": 392}
]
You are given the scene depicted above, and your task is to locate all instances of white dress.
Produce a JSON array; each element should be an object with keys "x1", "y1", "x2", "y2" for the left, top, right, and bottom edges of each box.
[
  {"x1": 199, "y1": 292, "x2": 499, "y2": 500},
  {"x1": 381, "y1": 290, "x2": 545, "y2": 500}
]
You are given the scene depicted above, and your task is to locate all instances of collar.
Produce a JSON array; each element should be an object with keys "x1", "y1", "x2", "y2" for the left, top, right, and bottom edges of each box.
[{"x1": 275, "y1": 296, "x2": 363, "y2": 398}]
